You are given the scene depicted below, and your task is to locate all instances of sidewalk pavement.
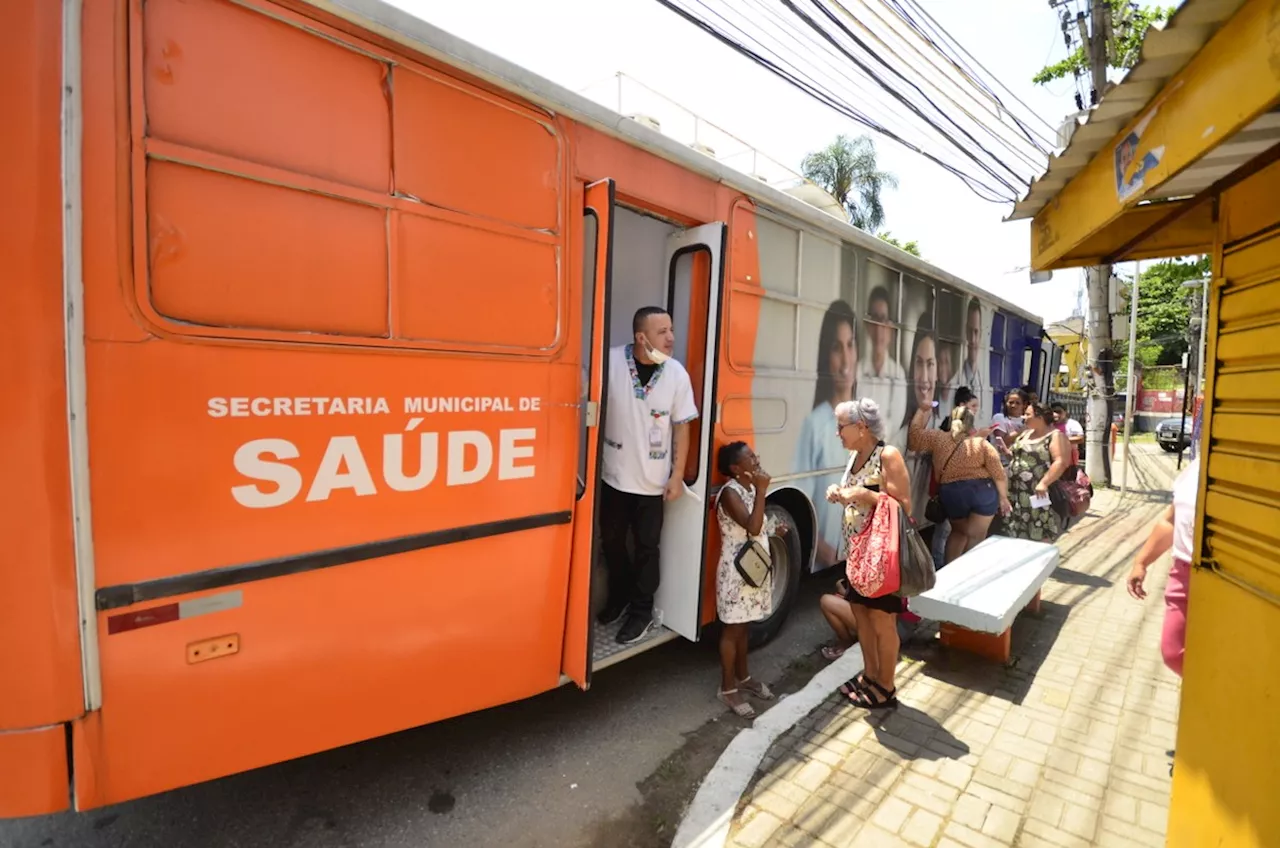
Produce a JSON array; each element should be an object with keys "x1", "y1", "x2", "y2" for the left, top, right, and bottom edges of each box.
[{"x1": 724, "y1": 446, "x2": 1181, "y2": 848}]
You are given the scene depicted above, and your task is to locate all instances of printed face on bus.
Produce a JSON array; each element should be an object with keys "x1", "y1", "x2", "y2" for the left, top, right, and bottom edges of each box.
[
  {"x1": 867, "y1": 296, "x2": 892, "y2": 358},
  {"x1": 828, "y1": 320, "x2": 858, "y2": 397},
  {"x1": 912, "y1": 335, "x2": 937, "y2": 410},
  {"x1": 937, "y1": 343, "x2": 955, "y2": 388},
  {"x1": 636, "y1": 312, "x2": 676, "y2": 358},
  {"x1": 966, "y1": 304, "x2": 982, "y2": 367}
]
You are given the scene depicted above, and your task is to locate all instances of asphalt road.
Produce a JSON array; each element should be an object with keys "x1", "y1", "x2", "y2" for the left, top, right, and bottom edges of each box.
[{"x1": 1, "y1": 579, "x2": 835, "y2": 848}]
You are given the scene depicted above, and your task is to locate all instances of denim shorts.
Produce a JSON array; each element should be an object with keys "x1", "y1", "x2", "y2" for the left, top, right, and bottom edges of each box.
[{"x1": 938, "y1": 478, "x2": 999, "y2": 520}]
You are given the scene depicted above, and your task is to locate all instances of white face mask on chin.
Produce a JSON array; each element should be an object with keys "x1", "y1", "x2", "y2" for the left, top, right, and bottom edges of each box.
[{"x1": 642, "y1": 341, "x2": 671, "y2": 365}]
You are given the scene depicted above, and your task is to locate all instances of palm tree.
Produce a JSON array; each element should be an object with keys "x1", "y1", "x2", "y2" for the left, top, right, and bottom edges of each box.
[{"x1": 800, "y1": 134, "x2": 898, "y2": 233}]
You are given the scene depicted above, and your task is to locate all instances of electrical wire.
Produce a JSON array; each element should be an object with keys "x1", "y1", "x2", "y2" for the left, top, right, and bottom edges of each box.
[
  {"x1": 738, "y1": 0, "x2": 971, "y2": 164},
  {"x1": 787, "y1": 0, "x2": 1027, "y2": 194},
  {"x1": 649, "y1": 0, "x2": 1019, "y2": 201},
  {"x1": 879, "y1": 0, "x2": 1059, "y2": 150},
  {"x1": 649, "y1": 0, "x2": 1055, "y2": 203},
  {"x1": 797, "y1": 0, "x2": 1050, "y2": 182},
  {"x1": 828, "y1": 0, "x2": 1051, "y2": 174}
]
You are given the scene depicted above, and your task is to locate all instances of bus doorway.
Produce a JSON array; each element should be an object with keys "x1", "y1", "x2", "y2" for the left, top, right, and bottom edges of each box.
[{"x1": 588, "y1": 205, "x2": 724, "y2": 671}]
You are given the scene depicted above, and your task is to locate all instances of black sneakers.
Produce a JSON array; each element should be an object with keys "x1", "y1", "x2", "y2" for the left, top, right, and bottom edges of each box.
[
  {"x1": 596, "y1": 602, "x2": 629, "y2": 627},
  {"x1": 616, "y1": 612, "x2": 655, "y2": 645}
]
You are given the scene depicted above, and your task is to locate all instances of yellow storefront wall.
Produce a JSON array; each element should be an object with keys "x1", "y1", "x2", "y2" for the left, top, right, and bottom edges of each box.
[{"x1": 1167, "y1": 158, "x2": 1280, "y2": 848}]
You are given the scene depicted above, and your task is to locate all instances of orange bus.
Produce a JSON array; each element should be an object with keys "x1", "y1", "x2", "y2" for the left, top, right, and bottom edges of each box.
[{"x1": 1, "y1": 0, "x2": 1058, "y2": 816}]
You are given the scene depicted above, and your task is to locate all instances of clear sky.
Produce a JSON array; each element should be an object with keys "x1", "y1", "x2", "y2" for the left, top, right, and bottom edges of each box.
[{"x1": 390, "y1": 0, "x2": 1098, "y2": 323}]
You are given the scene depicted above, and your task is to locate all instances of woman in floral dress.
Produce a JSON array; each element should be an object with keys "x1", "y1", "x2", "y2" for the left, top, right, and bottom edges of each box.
[
  {"x1": 1003, "y1": 402, "x2": 1070, "y2": 542},
  {"x1": 714, "y1": 441, "x2": 786, "y2": 718}
]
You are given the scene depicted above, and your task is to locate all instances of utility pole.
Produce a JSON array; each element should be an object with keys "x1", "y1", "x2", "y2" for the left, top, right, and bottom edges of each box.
[
  {"x1": 1083, "y1": 0, "x2": 1114, "y2": 487},
  {"x1": 1120, "y1": 260, "x2": 1139, "y2": 495}
]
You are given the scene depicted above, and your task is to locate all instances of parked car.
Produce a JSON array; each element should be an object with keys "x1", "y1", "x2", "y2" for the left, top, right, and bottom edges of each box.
[{"x1": 1156, "y1": 417, "x2": 1192, "y2": 452}]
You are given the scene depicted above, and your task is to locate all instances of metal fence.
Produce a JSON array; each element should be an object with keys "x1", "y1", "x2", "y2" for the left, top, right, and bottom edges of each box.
[{"x1": 1049, "y1": 391, "x2": 1086, "y2": 422}]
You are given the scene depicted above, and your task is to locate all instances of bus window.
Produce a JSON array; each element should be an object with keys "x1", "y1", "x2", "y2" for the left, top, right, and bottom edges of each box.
[
  {"x1": 578, "y1": 211, "x2": 599, "y2": 499},
  {"x1": 668, "y1": 246, "x2": 711, "y2": 484}
]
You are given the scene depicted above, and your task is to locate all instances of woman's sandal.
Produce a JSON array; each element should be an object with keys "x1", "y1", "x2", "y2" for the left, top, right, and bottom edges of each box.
[
  {"x1": 737, "y1": 676, "x2": 775, "y2": 700},
  {"x1": 821, "y1": 641, "x2": 855, "y2": 661},
  {"x1": 718, "y1": 689, "x2": 757, "y2": 718},
  {"x1": 838, "y1": 672, "x2": 870, "y2": 698},
  {"x1": 844, "y1": 677, "x2": 898, "y2": 710}
]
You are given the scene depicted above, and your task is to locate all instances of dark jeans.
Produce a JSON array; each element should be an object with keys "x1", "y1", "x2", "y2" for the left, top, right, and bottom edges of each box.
[{"x1": 599, "y1": 483, "x2": 665, "y2": 615}]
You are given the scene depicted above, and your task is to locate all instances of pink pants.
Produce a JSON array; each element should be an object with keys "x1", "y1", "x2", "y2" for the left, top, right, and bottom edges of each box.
[{"x1": 1162, "y1": 558, "x2": 1190, "y2": 677}]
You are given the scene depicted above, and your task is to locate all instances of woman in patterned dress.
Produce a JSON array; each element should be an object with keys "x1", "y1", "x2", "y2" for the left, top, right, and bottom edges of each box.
[
  {"x1": 714, "y1": 441, "x2": 788, "y2": 718},
  {"x1": 1003, "y1": 402, "x2": 1070, "y2": 542}
]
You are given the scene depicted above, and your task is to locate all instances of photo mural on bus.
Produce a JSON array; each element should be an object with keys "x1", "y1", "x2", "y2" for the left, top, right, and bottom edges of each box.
[{"x1": 744, "y1": 211, "x2": 1033, "y2": 570}]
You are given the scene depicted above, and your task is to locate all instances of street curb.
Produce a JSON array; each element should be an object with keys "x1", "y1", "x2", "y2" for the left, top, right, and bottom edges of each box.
[{"x1": 670, "y1": 650, "x2": 865, "y2": 848}]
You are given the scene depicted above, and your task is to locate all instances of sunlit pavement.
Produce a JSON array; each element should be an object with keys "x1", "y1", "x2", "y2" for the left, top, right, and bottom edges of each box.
[{"x1": 715, "y1": 446, "x2": 1180, "y2": 848}]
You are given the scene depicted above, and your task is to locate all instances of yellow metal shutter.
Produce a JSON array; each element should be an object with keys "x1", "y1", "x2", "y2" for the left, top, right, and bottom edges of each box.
[{"x1": 1202, "y1": 230, "x2": 1280, "y2": 602}]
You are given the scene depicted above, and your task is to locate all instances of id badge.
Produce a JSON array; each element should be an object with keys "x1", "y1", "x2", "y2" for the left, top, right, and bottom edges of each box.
[{"x1": 649, "y1": 425, "x2": 664, "y2": 449}]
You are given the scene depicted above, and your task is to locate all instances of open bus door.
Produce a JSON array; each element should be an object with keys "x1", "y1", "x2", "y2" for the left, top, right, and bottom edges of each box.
[
  {"x1": 561, "y1": 180, "x2": 614, "y2": 689},
  {"x1": 655, "y1": 223, "x2": 725, "y2": 641}
]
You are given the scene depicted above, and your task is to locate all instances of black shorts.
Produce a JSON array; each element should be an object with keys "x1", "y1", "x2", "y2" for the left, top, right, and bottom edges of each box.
[
  {"x1": 845, "y1": 585, "x2": 903, "y2": 614},
  {"x1": 939, "y1": 478, "x2": 999, "y2": 520}
]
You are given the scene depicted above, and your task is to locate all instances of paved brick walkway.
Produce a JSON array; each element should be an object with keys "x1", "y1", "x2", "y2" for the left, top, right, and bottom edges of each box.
[{"x1": 727, "y1": 448, "x2": 1181, "y2": 848}]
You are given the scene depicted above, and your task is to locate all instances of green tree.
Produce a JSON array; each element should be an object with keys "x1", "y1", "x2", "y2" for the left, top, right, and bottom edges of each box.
[
  {"x1": 878, "y1": 232, "x2": 921, "y2": 257},
  {"x1": 800, "y1": 134, "x2": 897, "y2": 232},
  {"x1": 1114, "y1": 255, "x2": 1209, "y2": 373},
  {"x1": 1032, "y1": 1, "x2": 1174, "y2": 86}
]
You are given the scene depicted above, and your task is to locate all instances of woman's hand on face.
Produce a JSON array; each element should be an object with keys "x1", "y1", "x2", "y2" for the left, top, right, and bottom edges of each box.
[{"x1": 752, "y1": 469, "x2": 772, "y2": 492}]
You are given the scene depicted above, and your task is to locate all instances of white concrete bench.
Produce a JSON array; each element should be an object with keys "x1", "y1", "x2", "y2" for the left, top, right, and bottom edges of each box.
[{"x1": 908, "y1": 536, "x2": 1060, "y2": 663}]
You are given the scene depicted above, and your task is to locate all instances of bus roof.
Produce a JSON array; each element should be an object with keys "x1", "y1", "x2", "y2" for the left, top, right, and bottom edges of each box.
[{"x1": 309, "y1": 0, "x2": 1045, "y2": 324}]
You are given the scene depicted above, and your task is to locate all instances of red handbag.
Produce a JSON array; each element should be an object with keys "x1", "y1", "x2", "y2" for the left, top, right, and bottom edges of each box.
[{"x1": 845, "y1": 492, "x2": 901, "y2": 598}]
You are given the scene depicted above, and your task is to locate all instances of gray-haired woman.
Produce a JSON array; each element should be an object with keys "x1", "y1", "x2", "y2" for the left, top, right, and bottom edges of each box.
[{"x1": 824, "y1": 398, "x2": 911, "y2": 710}]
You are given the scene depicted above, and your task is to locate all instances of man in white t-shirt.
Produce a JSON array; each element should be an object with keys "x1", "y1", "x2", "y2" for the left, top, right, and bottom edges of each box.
[{"x1": 598, "y1": 307, "x2": 699, "y2": 645}]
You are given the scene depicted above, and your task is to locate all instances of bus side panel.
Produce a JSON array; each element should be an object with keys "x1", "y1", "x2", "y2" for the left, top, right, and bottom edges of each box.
[
  {"x1": 0, "y1": 0, "x2": 85, "y2": 734},
  {"x1": 0, "y1": 725, "x2": 70, "y2": 819},
  {"x1": 73, "y1": 344, "x2": 578, "y2": 808},
  {"x1": 701, "y1": 199, "x2": 764, "y2": 625},
  {"x1": 70, "y1": 0, "x2": 582, "y2": 809},
  {"x1": 78, "y1": 524, "x2": 574, "y2": 809}
]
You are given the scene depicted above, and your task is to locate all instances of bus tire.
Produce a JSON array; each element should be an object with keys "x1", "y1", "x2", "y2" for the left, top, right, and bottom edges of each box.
[{"x1": 747, "y1": 504, "x2": 803, "y2": 650}]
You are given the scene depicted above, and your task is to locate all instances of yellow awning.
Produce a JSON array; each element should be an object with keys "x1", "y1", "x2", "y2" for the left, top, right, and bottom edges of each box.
[{"x1": 1009, "y1": 0, "x2": 1280, "y2": 271}]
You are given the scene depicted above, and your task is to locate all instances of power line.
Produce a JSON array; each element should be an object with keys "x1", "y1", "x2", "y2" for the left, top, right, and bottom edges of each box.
[
  {"x1": 784, "y1": 0, "x2": 1028, "y2": 193},
  {"x1": 647, "y1": 0, "x2": 1051, "y2": 203},
  {"x1": 828, "y1": 0, "x2": 1052, "y2": 174},
  {"x1": 648, "y1": 0, "x2": 1020, "y2": 201},
  {"x1": 878, "y1": 0, "x2": 1059, "y2": 149}
]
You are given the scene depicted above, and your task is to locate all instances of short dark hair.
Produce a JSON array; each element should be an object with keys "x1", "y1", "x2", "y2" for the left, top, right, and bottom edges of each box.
[
  {"x1": 953, "y1": 386, "x2": 975, "y2": 408},
  {"x1": 633, "y1": 306, "x2": 670, "y2": 335},
  {"x1": 716, "y1": 441, "x2": 750, "y2": 477},
  {"x1": 967, "y1": 297, "x2": 982, "y2": 319},
  {"x1": 867, "y1": 286, "x2": 891, "y2": 313},
  {"x1": 1050, "y1": 402, "x2": 1067, "y2": 414}
]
